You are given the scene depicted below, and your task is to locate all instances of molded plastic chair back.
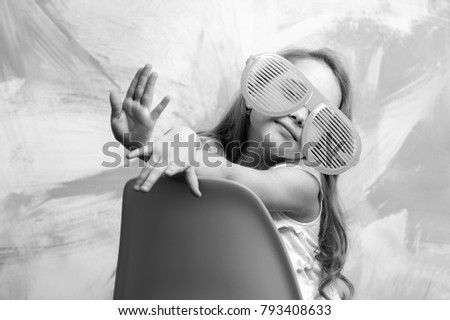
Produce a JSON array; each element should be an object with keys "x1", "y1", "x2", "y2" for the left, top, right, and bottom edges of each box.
[{"x1": 114, "y1": 176, "x2": 301, "y2": 299}]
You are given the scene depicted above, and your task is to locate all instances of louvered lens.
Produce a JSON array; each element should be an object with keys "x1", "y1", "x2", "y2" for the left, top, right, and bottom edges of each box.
[
  {"x1": 305, "y1": 107, "x2": 359, "y2": 172},
  {"x1": 246, "y1": 58, "x2": 308, "y2": 115}
]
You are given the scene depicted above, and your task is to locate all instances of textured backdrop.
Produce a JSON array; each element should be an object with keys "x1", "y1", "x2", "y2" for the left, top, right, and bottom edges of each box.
[{"x1": 0, "y1": 0, "x2": 449, "y2": 299}]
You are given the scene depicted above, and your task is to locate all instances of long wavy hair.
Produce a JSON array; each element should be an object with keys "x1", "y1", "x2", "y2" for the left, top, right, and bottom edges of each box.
[{"x1": 197, "y1": 48, "x2": 354, "y2": 299}]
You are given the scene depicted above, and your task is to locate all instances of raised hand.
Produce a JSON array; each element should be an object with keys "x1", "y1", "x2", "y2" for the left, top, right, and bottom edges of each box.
[{"x1": 110, "y1": 64, "x2": 171, "y2": 150}]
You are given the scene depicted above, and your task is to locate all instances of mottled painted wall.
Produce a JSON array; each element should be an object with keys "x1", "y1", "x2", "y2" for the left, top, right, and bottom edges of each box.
[{"x1": 0, "y1": 0, "x2": 449, "y2": 299}]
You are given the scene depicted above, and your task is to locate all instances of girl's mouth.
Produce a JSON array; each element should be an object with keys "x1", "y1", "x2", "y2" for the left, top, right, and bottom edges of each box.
[{"x1": 275, "y1": 121, "x2": 297, "y2": 141}]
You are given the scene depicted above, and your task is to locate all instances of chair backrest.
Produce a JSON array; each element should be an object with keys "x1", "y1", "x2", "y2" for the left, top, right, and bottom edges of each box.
[{"x1": 114, "y1": 176, "x2": 302, "y2": 299}]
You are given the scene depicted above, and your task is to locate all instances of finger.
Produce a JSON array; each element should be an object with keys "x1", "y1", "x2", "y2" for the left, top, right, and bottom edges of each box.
[
  {"x1": 141, "y1": 72, "x2": 158, "y2": 107},
  {"x1": 133, "y1": 163, "x2": 152, "y2": 191},
  {"x1": 126, "y1": 68, "x2": 143, "y2": 99},
  {"x1": 133, "y1": 153, "x2": 163, "y2": 190},
  {"x1": 134, "y1": 64, "x2": 152, "y2": 102},
  {"x1": 185, "y1": 167, "x2": 202, "y2": 198},
  {"x1": 163, "y1": 163, "x2": 181, "y2": 177},
  {"x1": 110, "y1": 91, "x2": 123, "y2": 120},
  {"x1": 127, "y1": 143, "x2": 153, "y2": 159},
  {"x1": 140, "y1": 165, "x2": 166, "y2": 192},
  {"x1": 150, "y1": 96, "x2": 171, "y2": 121}
]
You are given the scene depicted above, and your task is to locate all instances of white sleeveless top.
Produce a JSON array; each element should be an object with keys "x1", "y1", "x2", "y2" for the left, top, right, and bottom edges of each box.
[{"x1": 269, "y1": 162, "x2": 340, "y2": 300}]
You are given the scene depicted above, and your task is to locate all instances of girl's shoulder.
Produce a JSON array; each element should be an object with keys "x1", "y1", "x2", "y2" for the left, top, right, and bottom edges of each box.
[
  {"x1": 270, "y1": 160, "x2": 323, "y2": 224},
  {"x1": 272, "y1": 160, "x2": 322, "y2": 191}
]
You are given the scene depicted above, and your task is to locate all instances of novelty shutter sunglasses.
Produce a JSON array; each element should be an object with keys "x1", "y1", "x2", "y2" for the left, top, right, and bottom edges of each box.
[{"x1": 241, "y1": 53, "x2": 362, "y2": 175}]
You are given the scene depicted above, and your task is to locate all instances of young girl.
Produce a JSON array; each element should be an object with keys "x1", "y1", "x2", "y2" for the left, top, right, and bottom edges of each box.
[{"x1": 110, "y1": 48, "x2": 355, "y2": 299}]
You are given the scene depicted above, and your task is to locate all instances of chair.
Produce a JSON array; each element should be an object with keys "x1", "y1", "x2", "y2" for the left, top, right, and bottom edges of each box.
[{"x1": 113, "y1": 176, "x2": 302, "y2": 299}]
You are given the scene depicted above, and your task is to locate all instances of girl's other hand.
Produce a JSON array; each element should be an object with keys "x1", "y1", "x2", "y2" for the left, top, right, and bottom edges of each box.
[
  {"x1": 110, "y1": 64, "x2": 171, "y2": 150},
  {"x1": 127, "y1": 127, "x2": 202, "y2": 198}
]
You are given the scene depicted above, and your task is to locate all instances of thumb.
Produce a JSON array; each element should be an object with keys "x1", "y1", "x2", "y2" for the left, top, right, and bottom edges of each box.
[{"x1": 110, "y1": 91, "x2": 123, "y2": 120}]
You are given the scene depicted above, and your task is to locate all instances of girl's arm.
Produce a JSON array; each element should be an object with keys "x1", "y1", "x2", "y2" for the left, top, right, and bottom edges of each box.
[
  {"x1": 193, "y1": 144, "x2": 320, "y2": 221},
  {"x1": 128, "y1": 125, "x2": 320, "y2": 222}
]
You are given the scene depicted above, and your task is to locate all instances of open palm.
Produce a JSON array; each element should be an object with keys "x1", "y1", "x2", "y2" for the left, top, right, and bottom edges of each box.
[{"x1": 110, "y1": 64, "x2": 171, "y2": 150}]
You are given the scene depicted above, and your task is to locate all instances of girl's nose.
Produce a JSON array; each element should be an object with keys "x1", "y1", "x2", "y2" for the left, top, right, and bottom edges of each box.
[{"x1": 288, "y1": 107, "x2": 309, "y2": 127}]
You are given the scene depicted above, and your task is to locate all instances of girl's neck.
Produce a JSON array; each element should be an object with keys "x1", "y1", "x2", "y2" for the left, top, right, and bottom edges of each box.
[{"x1": 237, "y1": 126, "x2": 279, "y2": 170}]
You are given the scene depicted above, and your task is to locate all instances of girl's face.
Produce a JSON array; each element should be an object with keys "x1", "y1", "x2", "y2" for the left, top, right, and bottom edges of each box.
[{"x1": 247, "y1": 57, "x2": 342, "y2": 161}]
